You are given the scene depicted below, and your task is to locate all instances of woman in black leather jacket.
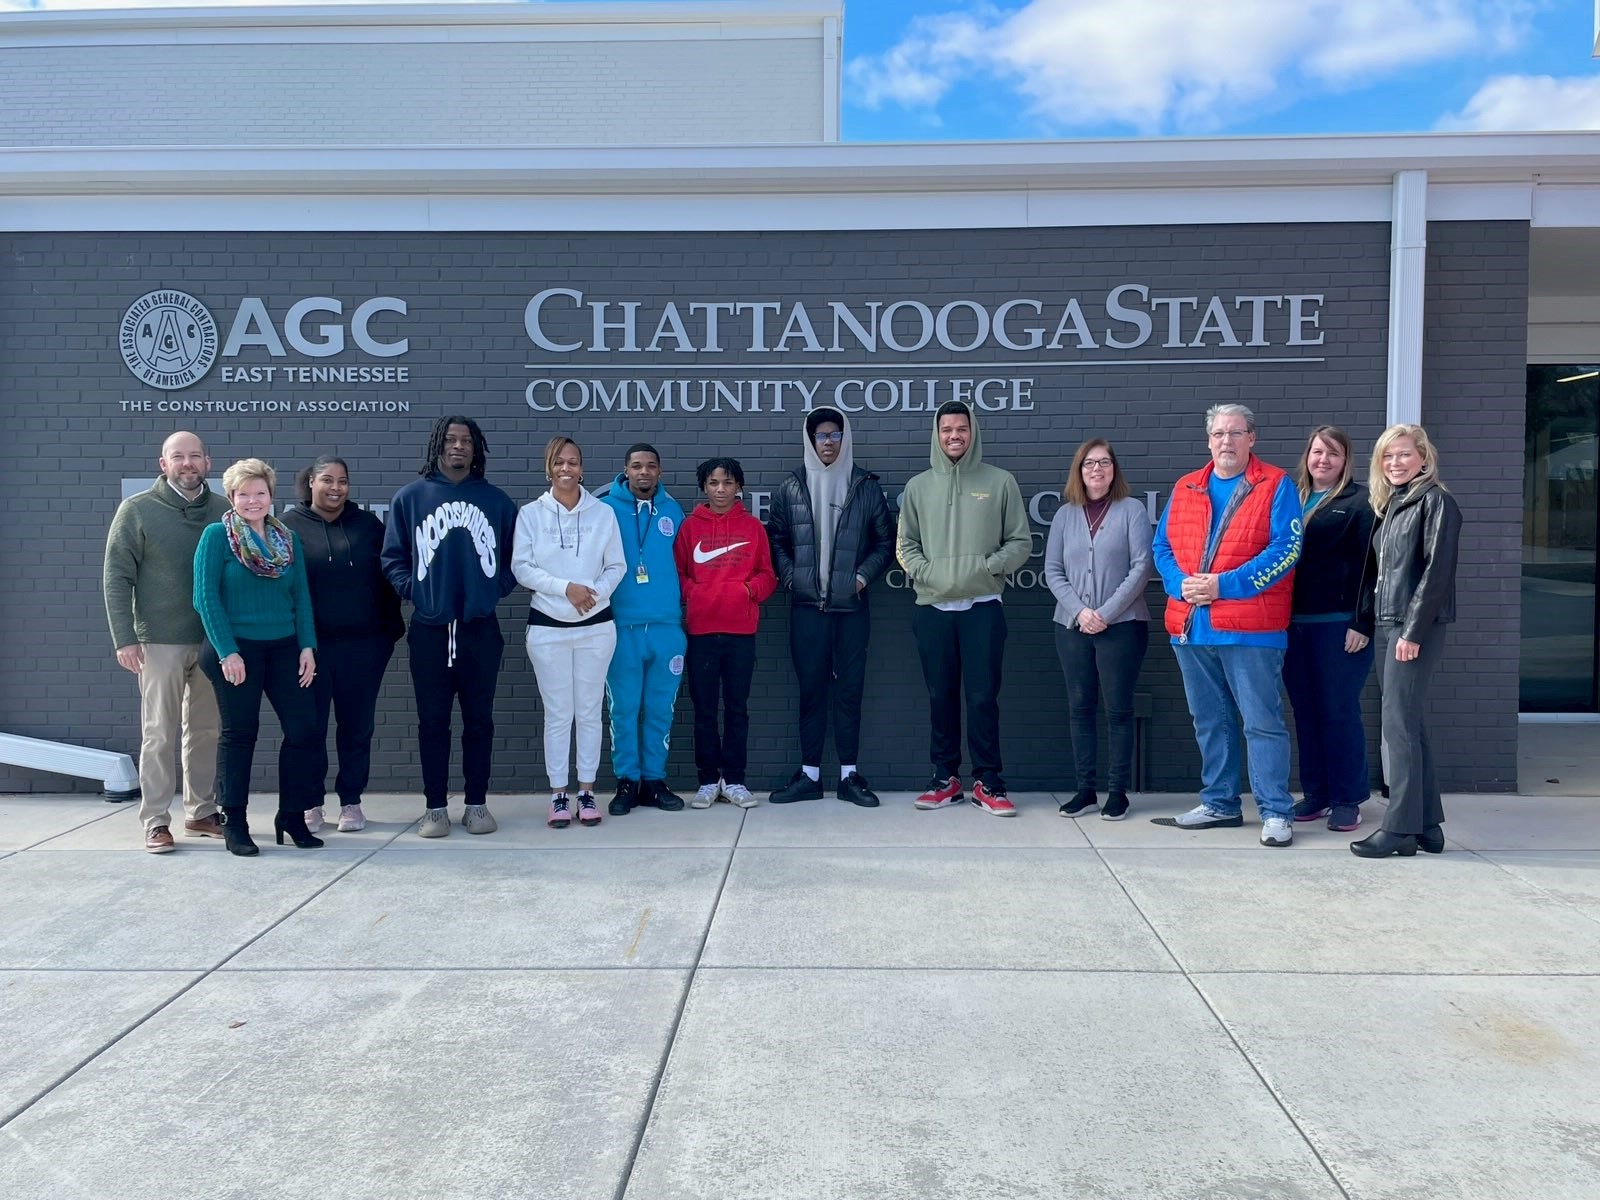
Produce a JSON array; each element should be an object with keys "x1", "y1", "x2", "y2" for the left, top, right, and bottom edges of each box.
[{"x1": 1351, "y1": 425, "x2": 1461, "y2": 859}]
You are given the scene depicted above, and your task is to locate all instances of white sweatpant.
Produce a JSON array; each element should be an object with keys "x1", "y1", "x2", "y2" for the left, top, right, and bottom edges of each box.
[{"x1": 525, "y1": 621, "x2": 618, "y2": 790}]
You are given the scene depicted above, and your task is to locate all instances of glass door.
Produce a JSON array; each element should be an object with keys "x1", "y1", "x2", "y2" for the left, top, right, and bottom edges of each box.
[{"x1": 1522, "y1": 365, "x2": 1600, "y2": 711}]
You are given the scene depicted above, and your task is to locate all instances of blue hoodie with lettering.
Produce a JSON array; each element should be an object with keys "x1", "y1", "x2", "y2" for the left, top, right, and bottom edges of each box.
[
  {"x1": 603, "y1": 473, "x2": 684, "y2": 627},
  {"x1": 381, "y1": 471, "x2": 519, "y2": 626}
]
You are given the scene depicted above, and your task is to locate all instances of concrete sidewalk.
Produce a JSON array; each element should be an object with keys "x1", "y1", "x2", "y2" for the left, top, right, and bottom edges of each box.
[{"x1": 2, "y1": 789, "x2": 1598, "y2": 1200}]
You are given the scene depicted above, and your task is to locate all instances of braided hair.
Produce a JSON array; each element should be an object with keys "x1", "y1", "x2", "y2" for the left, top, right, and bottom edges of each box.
[{"x1": 420, "y1": 414, "x2": 488, "y2": 478}]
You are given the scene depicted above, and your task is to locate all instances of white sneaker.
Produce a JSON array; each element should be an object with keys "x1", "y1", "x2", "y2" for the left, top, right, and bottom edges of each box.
[
  {"x1": 304, "y1": 807, "x2": 325, "y2": 833},
  {"x1": 691, "y1": 782, "x2": 721, "y2": 809},
  {"x1": 416, "y1": 808, "x2": 450, "y2": 838},
  {"x1": 1260, "y1": 817, "x2": 1294, "y2": 847},
  {"x1": 720, "y1": 783, "x2": 757, "y2": 808}
]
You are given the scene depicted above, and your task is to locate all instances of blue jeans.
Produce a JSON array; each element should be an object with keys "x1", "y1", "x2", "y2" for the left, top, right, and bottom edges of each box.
[
  {"x1": 1174, "y1": 643, "x2": 1292, "y2": 819},
  {"x1": 1283, "y1": 621, "x2": 1373, "y2": 809}
]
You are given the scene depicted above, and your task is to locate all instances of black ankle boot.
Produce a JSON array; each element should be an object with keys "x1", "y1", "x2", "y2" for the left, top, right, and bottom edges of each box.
[
  {"x1": 1417, "y1": 825, "x2": 1445, "y2": 854},
  {"x1": 274, "y1": 809, "x2": 325, "y2": 849},
  {"x1": 221, "y1": 807, "x2": 259, "y2": 857},
  {"x1": 1350, "y1": 829, "x2": 1418, "y2": 858}
]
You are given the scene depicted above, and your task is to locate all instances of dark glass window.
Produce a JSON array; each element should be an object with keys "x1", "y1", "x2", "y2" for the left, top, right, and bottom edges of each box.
[{"x1": 1523, "y1": 365, "x2": 1599, "y2": 711}]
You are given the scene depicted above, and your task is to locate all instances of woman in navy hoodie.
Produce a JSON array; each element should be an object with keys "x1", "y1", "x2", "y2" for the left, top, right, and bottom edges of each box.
[
  {"x1": 673, "y1": 457, "x2": 776, "y2": 809},
  {"x1": 282, "y1": 455, "x2": 404, "y2": 834}
]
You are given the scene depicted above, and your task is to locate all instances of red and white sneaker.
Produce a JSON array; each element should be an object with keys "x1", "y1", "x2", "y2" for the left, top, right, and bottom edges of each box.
[
  {"x1": 914, "y1": 775, "x2": 964, "y2": 810},
  {"x1": 972, "y1": 779, "x2": 1018, "y2": 817}
]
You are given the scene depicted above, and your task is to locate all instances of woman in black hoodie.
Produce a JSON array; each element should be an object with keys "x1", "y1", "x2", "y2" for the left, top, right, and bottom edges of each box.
[
  {"x1": 282, "y1": 455, "x2": 403, "y2": 834},
  {"x1": 1282, "y1": 426, "x2": 1376, "y2": 835}
]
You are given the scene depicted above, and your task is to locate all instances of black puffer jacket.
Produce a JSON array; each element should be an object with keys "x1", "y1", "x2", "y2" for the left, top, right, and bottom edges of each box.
[
  {"x1": 1292, "y1": 479, "x2": 1376, "y2": 634},
  {"x1": 1362, "y1": 478, "x2": 1461, "y2": 641},
  {"x1": 768, "y1": 466, "x2": 894, "y2": 612}
]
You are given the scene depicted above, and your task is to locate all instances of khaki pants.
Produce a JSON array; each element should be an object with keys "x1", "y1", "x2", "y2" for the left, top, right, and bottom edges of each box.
[{"x1": 136, "y1": 642, "x2": 221, "y2": 832}]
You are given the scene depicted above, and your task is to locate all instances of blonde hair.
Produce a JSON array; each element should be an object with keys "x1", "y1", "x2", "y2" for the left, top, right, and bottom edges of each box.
[
  {"x1": 1295, "y1": 425, "x2": 1354, "y2": 521},
  {"x1": 544, "y1": 436, "x2": 581, "y2": 481},
  {"x1": 1369, "y1": 424, "x2": 1442, "y2": 515},
  {"x1": 222, "y1": 458, "x2": 276, "y2": 500}
]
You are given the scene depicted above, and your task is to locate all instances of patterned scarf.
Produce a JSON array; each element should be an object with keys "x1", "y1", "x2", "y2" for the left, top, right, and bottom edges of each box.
[{"x1": 223, "y1": 509, "x2": 294, "y2": 579}]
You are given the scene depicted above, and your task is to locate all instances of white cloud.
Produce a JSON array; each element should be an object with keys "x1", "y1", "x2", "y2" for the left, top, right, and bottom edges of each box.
[
  {"x1": 847, "y1": 0, "x2": 1543, "y2": 134},
  {"x1": 1439, "y1": 74, "x2": 1600, "y2": 131}
]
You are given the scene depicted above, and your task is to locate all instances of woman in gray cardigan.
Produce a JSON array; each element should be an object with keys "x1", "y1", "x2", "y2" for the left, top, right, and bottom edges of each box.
[{"x1": 1045, "y1": 439, "x2": 1153, "y2": 820}]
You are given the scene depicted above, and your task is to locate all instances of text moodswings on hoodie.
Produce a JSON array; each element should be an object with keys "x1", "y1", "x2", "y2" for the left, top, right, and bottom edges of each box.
[{"x1": 415, "y1": 500, "x2": 500, "y2": 582}]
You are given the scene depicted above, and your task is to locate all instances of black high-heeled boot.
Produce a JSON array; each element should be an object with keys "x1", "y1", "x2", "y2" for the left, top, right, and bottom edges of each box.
[
  {"x1": 1350, "y1": 829, "x2": 1418, "y2": 858},
  {"x1": 274, "y1": 809, "x2": 324, "y2": 849},
  {"x1": 221, "y1": 807, "x2": 259, "y2": 857},
  {"x1": 1417, "y1": 825, "x2": 1445, "y2": 854}
]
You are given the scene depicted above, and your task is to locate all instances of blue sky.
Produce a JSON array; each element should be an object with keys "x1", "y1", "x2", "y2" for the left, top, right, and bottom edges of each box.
[{"x1": 5, "y1": 0, "x2": 1599, "y2": 140}]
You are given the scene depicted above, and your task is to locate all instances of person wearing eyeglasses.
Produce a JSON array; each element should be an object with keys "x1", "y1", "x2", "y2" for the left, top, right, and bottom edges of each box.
[
  {"x1": 1150, "y1": 403, "x2": 1303, "y2": 847},
  {"x1": 1046, "y1": 439, "x2": 1152, "y2": 822},
  {"x1": 766, "y1": 406, "x2": 894, "y2": 808}
]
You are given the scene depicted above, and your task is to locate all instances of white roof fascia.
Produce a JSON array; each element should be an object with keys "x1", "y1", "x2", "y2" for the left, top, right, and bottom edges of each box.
[
  {"x1": 0, "y1": 2, "x2": 842, "y2": 45},
  {"x1": 4, "y1": 133, "x2": 1600, "y2": 196}
]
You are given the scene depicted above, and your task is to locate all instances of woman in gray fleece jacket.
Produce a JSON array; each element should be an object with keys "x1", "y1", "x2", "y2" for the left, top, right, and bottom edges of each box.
[{"x1": 1044, "y1": 438, "x2": 1153, "y2": 821}]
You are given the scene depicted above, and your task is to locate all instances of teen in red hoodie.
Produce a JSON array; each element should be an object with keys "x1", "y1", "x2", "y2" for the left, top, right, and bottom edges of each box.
[{"x1": 674, "y1": 457, "x2": 777, "y2": 808}]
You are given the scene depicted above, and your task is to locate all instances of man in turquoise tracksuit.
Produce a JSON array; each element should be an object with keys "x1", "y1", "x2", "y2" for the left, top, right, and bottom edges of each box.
[{"x1": 603, "y1": 443, "x2": 688, "y2": 815}]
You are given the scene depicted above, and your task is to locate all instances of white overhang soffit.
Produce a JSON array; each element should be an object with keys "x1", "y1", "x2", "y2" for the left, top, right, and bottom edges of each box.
[{"x1": 4, "y1": 133, "x2": 1600, "y2": 194}]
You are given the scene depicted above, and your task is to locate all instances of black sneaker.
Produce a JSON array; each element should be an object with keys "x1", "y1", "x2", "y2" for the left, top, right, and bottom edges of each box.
[
  {"x1": 641, "y1": 779, "x2": 685, "y2": 812},
  {"x1": 1059, "y1": 788, "x2": 1098, "y2": 817},
  {"x1": 837, "y1": 772, "x2": 880, "y2": 808},
  {"x1": 770, "y1": 770, "x2": 825, "y2": 804},
  {"x1": 609, "y1": 778, "x2": 638, "y2": 817},
  {"x1": 1100, "y1": 791, "x2": 1130, "y2": 821}
]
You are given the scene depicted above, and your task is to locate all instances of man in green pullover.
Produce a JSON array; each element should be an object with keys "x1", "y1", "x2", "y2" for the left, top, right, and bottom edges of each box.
[
  {"x1": 897, "y1": 401, "x2": 1032, "y2": 817},
  {"x1": 103, "y1": 431, "x2": 230, "y2": 853}
]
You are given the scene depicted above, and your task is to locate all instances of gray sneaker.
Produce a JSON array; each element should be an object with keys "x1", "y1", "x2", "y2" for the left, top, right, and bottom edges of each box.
[
  {"x1": 462, "y1": 804, "x2": 498, "y2": 835},
  {"x1": 1151, "y1": 805, "x2": 1244, "y2": 830},
  {"x1": 1260, "y1": 817, "x2": 1294, "y2": 847},
  {"x1": 417, "y1": 808, "x2": 451, "y2": 838}
]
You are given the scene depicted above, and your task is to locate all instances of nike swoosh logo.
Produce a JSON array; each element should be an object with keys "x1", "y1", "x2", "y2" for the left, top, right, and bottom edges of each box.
[{"x1": 693, "y1": 540, "x2": 749, "y2": 564}]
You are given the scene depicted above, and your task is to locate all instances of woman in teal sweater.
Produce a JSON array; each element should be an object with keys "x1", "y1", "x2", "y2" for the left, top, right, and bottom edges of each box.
[{"x1": 195, "y1": 458, "x2": 325, "y2": 856}]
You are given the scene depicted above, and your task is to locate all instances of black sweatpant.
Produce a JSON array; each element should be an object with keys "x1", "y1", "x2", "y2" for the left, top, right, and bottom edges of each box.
[
  {"x1": 911, "y1": 600, "x2": 1007, "y2": 784},
  {"x1": 686, "y1": 633, "x2": 756, "y2": 786},
  {"x1": 313, "y1": 635, "x2": 395, "y2": 806},
  {"x1": 200, "y1": 636, "x2": 326, "y2": 814},
  {"x1": 407, "y1": 616, "x2": 503, "y2": 808},
  {"x1": 790, "y1": 603, "x2": 871, "y2": 767},
  {"x1": 1053, "y1": 620, "x2": 1149, "y2": 793}
]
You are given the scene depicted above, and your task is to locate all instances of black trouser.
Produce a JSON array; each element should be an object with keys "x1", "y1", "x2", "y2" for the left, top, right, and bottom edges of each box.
[
  {"x1": 790, "y1": 603, "x2": 871, "y2": 767},
  {"x1": 1053, "y1": 619, "x2": 1149, "y2": 793},
  {"x1": 911, "y1": 601, "x2": 1006, "y2": 784},
  {"x1": 200, "y1": 636, "x2": 326, "y2": 814},
  {"x1": 313, "y1": 635, "x2": 395, "y2": 806},
  {"x1": 686, "y1": 633, "x2": 756, "y2": 786},
  {"x1": 1379, "y1": 625, "x2": 1447, "y2": 835},
  {"x1": 407, "y1": 616, "x2": 503, "y2": 808}
]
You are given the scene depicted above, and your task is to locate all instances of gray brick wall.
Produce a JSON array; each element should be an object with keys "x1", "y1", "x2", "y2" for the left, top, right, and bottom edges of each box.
[{"x1": 0, "y1": 224, "x2": 1523, "y2": 797}]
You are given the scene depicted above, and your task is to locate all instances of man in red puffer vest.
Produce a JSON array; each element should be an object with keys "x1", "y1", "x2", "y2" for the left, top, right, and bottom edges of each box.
[{"x1": 1150, "y1": 404, "x2": 1303, "y2": 847}]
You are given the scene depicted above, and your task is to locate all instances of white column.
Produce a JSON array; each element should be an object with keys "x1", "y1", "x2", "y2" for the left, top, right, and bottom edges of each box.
[
  {"x1": 821, "y1": 15, "x2": 841, "y2": 142},
  {"x1": 1387, "y1": 169, "x2": 1428, "y2": 426}
]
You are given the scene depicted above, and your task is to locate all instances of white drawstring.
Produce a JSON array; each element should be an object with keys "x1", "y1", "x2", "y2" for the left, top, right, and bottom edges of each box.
[{"x1": 447, "y1": 619, "x2": 457, "y2": 668}]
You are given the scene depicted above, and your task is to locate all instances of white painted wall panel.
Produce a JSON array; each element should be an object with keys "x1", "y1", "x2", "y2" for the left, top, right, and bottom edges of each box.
[{"x1": 0, "y1": 37, "x2": 825, "y2": 146}]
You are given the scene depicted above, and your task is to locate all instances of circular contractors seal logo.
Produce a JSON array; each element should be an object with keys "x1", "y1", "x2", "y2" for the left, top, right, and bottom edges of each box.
[
  {"x1": 669, "y1": 654, "x2": 685, "y2": 676},
  {"x1": 657, "y1": 516, "x2": 675, "y2": 538},
  {"x1": 119, "y1": 290, "x2": 218, "y2": 390}
]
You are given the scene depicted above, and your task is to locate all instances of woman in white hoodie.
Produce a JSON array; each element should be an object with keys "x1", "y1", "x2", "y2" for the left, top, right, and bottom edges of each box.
[{"x1": 513, "y1": 437, "x2": 626, "y2": 829}]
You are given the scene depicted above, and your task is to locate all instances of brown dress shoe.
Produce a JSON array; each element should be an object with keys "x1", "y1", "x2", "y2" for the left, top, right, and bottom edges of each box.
[
  {"x1": 184, "y1": 813, "x2": 225, "y2": 839},
  {"x1": 145, "y1": 826, "x2": 176, "y2": 854}
]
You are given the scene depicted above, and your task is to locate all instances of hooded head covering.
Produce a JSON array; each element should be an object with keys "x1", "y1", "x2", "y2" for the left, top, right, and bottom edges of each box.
[
  {"x1": 803, "y1": 406, "x2": 854, "y2": 600},
  {"x1": 929, "y1": 400, "x2": 983, "y2": 473}
]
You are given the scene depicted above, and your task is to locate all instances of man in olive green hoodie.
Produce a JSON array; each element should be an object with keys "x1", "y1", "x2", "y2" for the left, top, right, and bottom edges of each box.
[
  {"x1": 896, "y1": 401, "x2": 1032, "y2": 816},
  {"x1": 103, "y1": 431, "x2": 230, "y2": 853}
]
